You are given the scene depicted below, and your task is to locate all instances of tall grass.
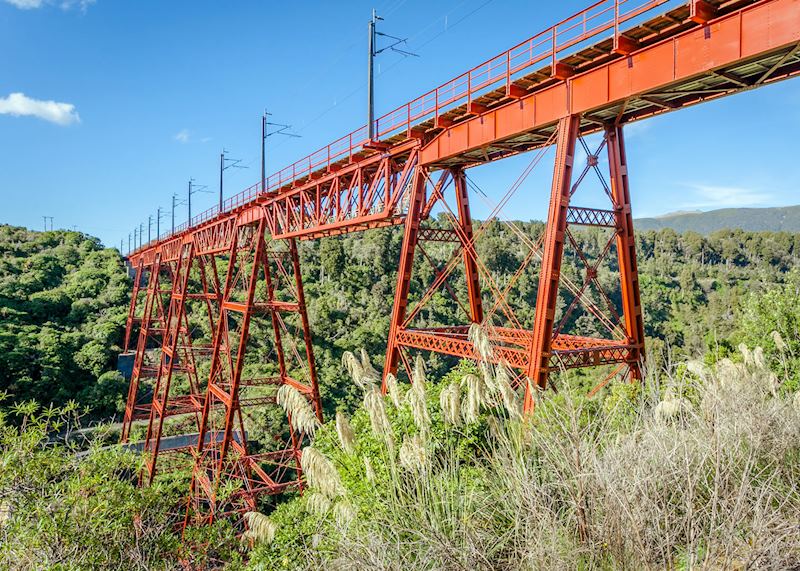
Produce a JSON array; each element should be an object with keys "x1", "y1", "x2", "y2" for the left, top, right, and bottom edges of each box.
[{"x1": 250, "y1": 352, "x2": 800, "y2": 570}]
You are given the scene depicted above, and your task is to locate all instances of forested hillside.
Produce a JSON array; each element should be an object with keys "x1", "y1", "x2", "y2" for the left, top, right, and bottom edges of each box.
[
  {"x1": 0, "y1": 225, "x2": 129, "y2": 417},
  {"x1": 3, "y1": 222, "x2": 800, "y2": 418},
  {"x1": 635, "y1": 205, "x2": 800, "y2": 234}
]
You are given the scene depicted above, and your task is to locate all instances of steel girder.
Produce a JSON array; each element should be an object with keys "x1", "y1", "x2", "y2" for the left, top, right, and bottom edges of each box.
[{"x1": 265, "y1": 143, "x2": 419, "y2": 240}]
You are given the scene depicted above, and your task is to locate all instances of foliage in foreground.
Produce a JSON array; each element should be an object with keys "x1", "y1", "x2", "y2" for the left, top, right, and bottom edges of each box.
[
  {"x1": 247, "y1": 350, "x2": 800, "y2": 570},
  {"x1": 3, "y1": 224, "x2": 800, "y2": 568},
  {"x1": 0, "y1": 398, "x2": 183, "y2": 570}
]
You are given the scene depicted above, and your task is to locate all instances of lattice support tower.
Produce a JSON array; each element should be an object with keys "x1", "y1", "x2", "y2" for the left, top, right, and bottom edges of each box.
[{"x1": 183, "y1": 213, "x2": 322, "y2": 529}]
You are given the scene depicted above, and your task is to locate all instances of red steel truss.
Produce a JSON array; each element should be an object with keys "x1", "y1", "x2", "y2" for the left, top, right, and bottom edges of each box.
[
  {"x1": 382, "y1": 118, "x2": 644, "y2": 410},
  {"x1": 118, "y1": 0, "x2": 800, "y2": 532},
  {"x1": 121, "y1": 248, "x2": 221, "y2": 479},
  {"x1": 183, "y1": 215, "x2": 322, "y2": 527}
]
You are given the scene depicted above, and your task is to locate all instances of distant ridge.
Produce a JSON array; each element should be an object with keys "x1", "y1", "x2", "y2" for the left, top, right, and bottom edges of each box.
[{"x1": 634, "y1": 205, "x2": 800, "y2": 234}]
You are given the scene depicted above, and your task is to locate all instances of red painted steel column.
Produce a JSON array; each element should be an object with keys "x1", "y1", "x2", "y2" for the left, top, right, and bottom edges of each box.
[
  {"x1": 216, "y1": 223, "x2": 265, "y2": 474},
  {"x1": 121, "y1": 254, "x2": 163, "y2": 443},
  {"x1": 261, "y1": 240, "x2": 317, "y2": 471},
  {"x1": 197, "y1": 254, "x2": 222, "y2": 334},
  {"x1": 187, "y1": 229, "x2": 243, "y2": 528},
  {"x1": 288, "y1": 238, "x2": 323, "y2": 421},
  {"x1": 524, "y1": 115, "x2": 580, "y2": 412},
  {"x1": 382, "y1": 167, "x2": 426, "y2": 388},
  {"x1": 263, "y1": 248, "x2": 290, "y2": 386},
  {"x1": 607, "y1": 125, "x2": 645, "y2": 379},
  {"x1": 123, "y1": 258, "x2": 144, "y2": 352},
  {"x1": 142, "y1": 241, "x2": 195, "y2": 484},
  {"x1": 186, "y1": 221, "x2": 261, "y2": 527},
  {"x1": 453, "y1": 168, "x2": 483, "y2": 324}
]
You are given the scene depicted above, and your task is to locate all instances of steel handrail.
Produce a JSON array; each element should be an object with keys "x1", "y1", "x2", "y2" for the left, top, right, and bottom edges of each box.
[{"x1": 136, "y1": 0, "x2": 677, "y2": 252}]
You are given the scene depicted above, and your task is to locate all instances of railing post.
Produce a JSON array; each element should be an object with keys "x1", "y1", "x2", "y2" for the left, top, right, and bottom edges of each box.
[{"x1": 506, "y1": 51, "x2": 511, "y2": 91}]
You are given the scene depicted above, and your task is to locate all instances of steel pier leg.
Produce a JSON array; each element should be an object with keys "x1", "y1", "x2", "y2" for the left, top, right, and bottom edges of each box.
[
  {"x1": 524, "y1": 115, "x2": 580, "y2": 412},
  {"x1": 453, "y1": 168, "x2": 484, "y2": 324},
  {"x1": 606, "y1": 124, "x2": 645, "y2": 380},
  {"x1": 382, "y1": 167, "x2": 426, "y2": 389}
]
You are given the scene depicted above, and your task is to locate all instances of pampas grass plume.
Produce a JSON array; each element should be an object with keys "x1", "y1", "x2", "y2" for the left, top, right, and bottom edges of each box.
[
  {"x1": 277, "y1": 384, "x2": 320, "y2": 436},
  {"x1": 336, "y1": 411, "x2": 356, "y2": 455},
  {"x1": 243, "y1": 511, "x2": 276, "y2": 545},
  {"x1": 385, "y1": 372, "x2": 404, "y2": 408},
  {"x1": 439, "y1": 382, "x2": 461, "y2": 426},
  {"x1": 301, "y1": 446, "x2": 345, "y2": 500}
]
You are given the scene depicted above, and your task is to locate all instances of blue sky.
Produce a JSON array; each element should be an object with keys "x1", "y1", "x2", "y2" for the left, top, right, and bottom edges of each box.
[{"x1": 2, "y1": 0, "x2": 800, "y2": 250}]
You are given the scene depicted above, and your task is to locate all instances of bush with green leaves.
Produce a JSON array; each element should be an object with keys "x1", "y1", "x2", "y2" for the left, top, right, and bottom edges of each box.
[
  {"x1": 0, "y1": 225, "x2": 130, "y2": 418},
  {"x1": 0, "y1": 397, "x2": 184, "y2": 570},
  {"x1": 737, "y1": 269, "x2": 800, "y2": 392}
]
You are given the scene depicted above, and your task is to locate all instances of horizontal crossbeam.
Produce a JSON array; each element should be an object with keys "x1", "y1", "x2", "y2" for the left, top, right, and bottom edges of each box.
[
  {"x1": 566, "y1": 206, "x2": 617, "y2": 227},
  {"x1": 395, "y1": 325, "x2": 636, "y2": 371}
]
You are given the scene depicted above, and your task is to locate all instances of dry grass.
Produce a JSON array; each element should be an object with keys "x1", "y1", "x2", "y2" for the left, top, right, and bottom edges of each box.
[
  {"x1": 300, "y1": 446, "x2": 345, "y2": 500},
  {"x1": 310, "y1": 360, "x2": 800, "y2": 570},
  {"x1": 335, "y1": 411, "x2": 356, "y2": 455},
  {"x1": 276, "y1": 384, "x2": 320, "y2": 436}
]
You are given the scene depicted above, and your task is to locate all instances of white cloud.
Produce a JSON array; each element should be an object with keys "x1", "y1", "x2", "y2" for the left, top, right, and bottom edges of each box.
[
  {"x1": 3, "y1": 0, "x2": 44, "y2": 8},
  {"x1": 60, "y1": 0, "x2": 95, "y2": 11},
  {"x1": 680, "y1": 183, "x2": 773, "y2": 209},
  {"x1": 0, "y1": 92, "x2": 80, "y2": 125},
  {"x1": 174, "y1": 129, "x2": 211, "y2": 144},
  {"x1": 174, "y1": 129, "x2": 190, "y2": 143},
  {"x1": 3, "y1": 0, "x2": 95, "y2": 9}
]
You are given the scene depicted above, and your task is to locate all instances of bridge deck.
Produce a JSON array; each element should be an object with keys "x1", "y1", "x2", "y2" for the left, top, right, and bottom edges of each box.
[{"x1": 128, "y1": 0, "x2": 800, "y2": 263}]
